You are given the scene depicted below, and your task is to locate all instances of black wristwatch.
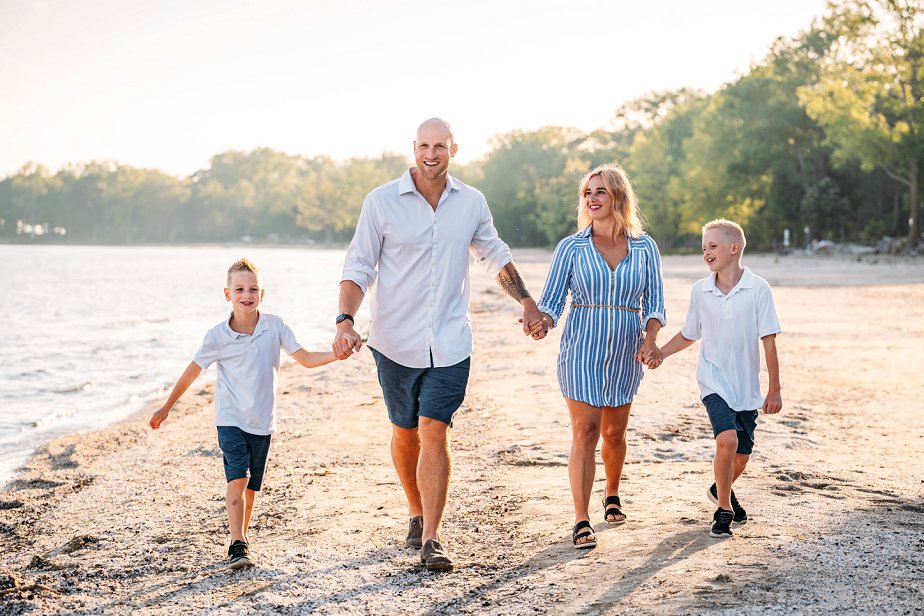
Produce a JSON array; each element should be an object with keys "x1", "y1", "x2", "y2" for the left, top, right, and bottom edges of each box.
[{"x1": 335, "y1": 313, "x2": 354, "y2": 325}]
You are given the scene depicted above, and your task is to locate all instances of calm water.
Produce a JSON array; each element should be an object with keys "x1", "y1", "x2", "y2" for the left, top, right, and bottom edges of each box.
[{"x1": 2, "y1": 245, "x2": 350, "y2": 485}]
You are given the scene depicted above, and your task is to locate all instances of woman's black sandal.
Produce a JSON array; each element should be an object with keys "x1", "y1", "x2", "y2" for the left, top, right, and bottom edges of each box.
[
  {"x1": 603, "y1": 495, "x2": 627, "y2": 525},
  {"x1": 572, "y1": 520, "x2": 597, "y2": 549}
]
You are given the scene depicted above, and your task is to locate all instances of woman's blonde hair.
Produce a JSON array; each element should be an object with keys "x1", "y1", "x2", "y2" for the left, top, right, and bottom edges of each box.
[{"x1": 576, "y1": 163, "x2": 644, "y2": 239}]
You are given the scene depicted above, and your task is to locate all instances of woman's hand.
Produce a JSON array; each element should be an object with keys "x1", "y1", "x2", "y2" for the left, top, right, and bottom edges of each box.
[{"x1": 636, "y1": 338, "x2": 663, "y2": 369}]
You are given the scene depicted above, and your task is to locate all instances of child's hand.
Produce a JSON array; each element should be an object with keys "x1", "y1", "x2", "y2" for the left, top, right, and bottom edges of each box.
[
  {"x1": 149, "y1": 407, "x2": 170, "y2": 430},
  {"x1": 762, "y1": 391, "x2": 782, "y2": 414}
]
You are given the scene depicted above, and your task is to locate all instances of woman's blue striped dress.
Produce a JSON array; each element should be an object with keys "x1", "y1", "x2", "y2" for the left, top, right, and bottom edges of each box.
[{"x1": 537, "y1": 226, "x2": 666, "y2": 407}]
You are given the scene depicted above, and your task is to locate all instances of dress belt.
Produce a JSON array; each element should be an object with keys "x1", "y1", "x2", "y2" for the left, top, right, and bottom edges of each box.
[{"x1": 571, "y1": 303, "x2": 640, "y2": 314}]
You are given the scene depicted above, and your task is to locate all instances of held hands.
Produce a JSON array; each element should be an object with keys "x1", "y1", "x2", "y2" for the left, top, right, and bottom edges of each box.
[
  {"x1": 332, "y1": 323, "x2": 362, "y2": 360},
  {"x1": 635, "y1": 338, "x2": 664, "y2": 369},
  {"x1": 520, "y1": 303, "x2": 551, "y2": 340},
  {"x1": 149, "y1": 407, "x2": 170, "y2": 430}
]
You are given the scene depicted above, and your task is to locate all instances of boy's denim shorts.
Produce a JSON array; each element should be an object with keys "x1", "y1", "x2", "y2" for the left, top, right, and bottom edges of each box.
[
  {"x1": 703, "y1": 394, "x2": 758, "y2": 455},
  {"x1": 217, "y1": 426, "x2": 272, "y2": 491},
  {"x1": 370, "y1": 348, "x2": 470, "y2": 429}
]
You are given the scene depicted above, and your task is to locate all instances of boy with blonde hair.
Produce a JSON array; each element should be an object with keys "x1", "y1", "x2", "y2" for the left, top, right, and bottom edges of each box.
[
  {"x1": 150, "y1": 258, "x2": 345, "y2": 568},
  {"x1": 649, "y1": 219, "x2": 782, "y2": 537}
]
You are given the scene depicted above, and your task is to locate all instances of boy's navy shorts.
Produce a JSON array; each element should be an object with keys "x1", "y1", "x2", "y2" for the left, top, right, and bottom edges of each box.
[
  {"x1": 702, "y1": 394, "x2": 758, "y2": 455},
  {"x1": 217, "y1": 426, "x2": 272, "y2": 491},
  {"x1": 370, "y1": 348, "x2": 470, "y2": 429}
]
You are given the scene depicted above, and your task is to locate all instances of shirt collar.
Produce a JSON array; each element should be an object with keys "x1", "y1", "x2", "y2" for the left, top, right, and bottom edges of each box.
[
  {"x1": 704, "y1": 267, "x2": 755, "y2": 296},
  {"x1": 222, "y1": 312, "x2": 267, "y2": 339},
  {"x1": 398, "y1": 168, "x2": 461, "y2": 196},
  {"x1": 577, "y1": 225, "x2": 636, "y2": 245}
]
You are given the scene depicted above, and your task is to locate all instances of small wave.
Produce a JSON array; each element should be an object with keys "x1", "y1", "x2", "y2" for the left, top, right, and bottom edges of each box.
[
  {"x1": 31, "y1": 408, "x2": 77, "y2": 428},
  {"x1": 114, "y1": 317, "x2": 170, "y2": 327},
  {"x1": 53, "y1": 381, "x2": 94, "y2": 394},
  {"x1": 12, "y1": 369, "x2": 48, "y2": 379}
]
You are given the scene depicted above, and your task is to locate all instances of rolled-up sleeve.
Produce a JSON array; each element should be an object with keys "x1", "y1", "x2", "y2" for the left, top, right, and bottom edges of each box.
[
  {"x1": 641, "y1": 235, "x2": 666, "y2": 327},
  {"x1": 340, "y1": 193, "x2": 382, "y2": 293},
  {"x1": 536, "y1": 237, "x2": 575, "y2": 327},
  {"x1": 469, "y1": 197, "x2": 512, "y2": 276}
]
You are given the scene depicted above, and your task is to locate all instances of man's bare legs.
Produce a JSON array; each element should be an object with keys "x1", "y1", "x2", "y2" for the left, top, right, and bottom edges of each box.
[
  {"x1": 392, "y1": 425, "x2": 423, "y2": 518},
  {"x1": 417, "y1": 418, "x2": 451, "y2": 543},
  {"x1": 391, "y1": 419, "x2": 452, "y2": 542}
]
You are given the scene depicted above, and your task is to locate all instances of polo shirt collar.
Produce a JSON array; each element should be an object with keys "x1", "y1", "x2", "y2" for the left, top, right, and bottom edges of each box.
[
  {"x1": 398, "y1": 168, "x2": 461, "y2": 196},
  {"x1": 222, "y1": 312, "x2": 268, "y2": 339},
  {"x1": 704, "y1": 267, "x2": 755, "y2": 296}
]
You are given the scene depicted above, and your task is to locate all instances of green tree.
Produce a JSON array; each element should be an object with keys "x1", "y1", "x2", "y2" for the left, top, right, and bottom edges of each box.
[
  {"x1": 622, "y1": 90, "x2": 708, "y2": 248},
  {"x1": 799, "y1": 0, "x2": 924, "y2": 249},
  {"x1": 479, "y1": 127, "x2": 585, "y2": 246}
]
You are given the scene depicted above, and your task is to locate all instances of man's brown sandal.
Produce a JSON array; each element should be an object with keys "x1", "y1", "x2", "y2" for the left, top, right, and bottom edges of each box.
[
  {"x1": 421, "y1": 539, "x2": 454, "y2": 571},
  {"x1": 406, "y1": 516, "x2": 423, "y2": 548}
]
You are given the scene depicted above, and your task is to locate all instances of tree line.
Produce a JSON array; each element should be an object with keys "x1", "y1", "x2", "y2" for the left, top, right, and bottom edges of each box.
[{"x1": 2, "y1": 0, "x2": 921, "y2": 251}]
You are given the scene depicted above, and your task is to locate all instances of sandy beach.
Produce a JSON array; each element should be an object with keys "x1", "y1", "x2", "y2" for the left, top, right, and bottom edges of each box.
[{"x1": 1, "y1": 251, "x2": 922, "y2": 615}]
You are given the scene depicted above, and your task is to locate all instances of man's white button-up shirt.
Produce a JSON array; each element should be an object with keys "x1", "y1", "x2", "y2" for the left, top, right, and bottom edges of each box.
[{"x1": 341, "y1": 170, "x2": 512, "y2": 368}]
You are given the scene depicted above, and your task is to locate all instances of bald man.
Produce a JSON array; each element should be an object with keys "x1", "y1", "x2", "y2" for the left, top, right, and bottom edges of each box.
[{"x1": 333, "y1": 118, "x2": 542, "y2": 572}]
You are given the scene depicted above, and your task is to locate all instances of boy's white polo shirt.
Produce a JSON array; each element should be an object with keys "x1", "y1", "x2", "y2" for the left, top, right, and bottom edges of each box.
[
  {"x1": 193, "y1": 312, "x2": 301, "y2": 435},
  {"x1": 680, "y1": 267, "x2": 781, "y2": 411}
]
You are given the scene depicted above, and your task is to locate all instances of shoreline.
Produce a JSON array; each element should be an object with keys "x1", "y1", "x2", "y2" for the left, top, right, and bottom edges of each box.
[{"x1": 2, "y1": 255, "x2": 923, "y2": 614}]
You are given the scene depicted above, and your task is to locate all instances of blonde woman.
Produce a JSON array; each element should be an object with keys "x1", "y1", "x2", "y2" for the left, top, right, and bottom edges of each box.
[{"x1": 535, "y1": 163, "x2": 665, "y2": 548}]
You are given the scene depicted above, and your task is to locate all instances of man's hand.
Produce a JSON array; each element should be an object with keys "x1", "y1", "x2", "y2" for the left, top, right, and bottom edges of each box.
[
  {"x1": 520, "y1": 300, "x2": 548, "y2": 340},
  {"x1": 519, "y1": 316, "x2": 549, "y2": 339},
  {"x1": 332, "y1": 323, "x2": 362, "y2": 359}
]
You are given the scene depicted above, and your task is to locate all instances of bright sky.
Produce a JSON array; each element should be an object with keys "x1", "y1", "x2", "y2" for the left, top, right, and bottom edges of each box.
[{"x1": 0, "y1": 0, "x2": 829, "y2": 178}]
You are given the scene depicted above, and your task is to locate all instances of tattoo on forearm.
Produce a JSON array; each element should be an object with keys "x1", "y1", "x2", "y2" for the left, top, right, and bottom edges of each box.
[{"x1": 496, "y1": 262, "x2": 532, "y2": 303}]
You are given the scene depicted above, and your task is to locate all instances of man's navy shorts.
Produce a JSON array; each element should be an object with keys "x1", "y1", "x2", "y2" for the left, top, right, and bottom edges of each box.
[
  {"x1": 370, "y1": 348, "x2": 470, "y2": 429},
  {"x1": 702, "y1": 393, "x2": 758, "y2": 455},
  {"x1": 217, "y1": 426, "x2": 272, "y2": 490}
]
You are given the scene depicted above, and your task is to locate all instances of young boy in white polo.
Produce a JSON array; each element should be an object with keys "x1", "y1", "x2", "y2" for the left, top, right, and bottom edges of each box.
[
  {"x1": 149, "y1": 258, "x2": 344, "y2": 568},
  {"x1": 651, "y1": 219, "x2": 782, "y2": 538}
]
